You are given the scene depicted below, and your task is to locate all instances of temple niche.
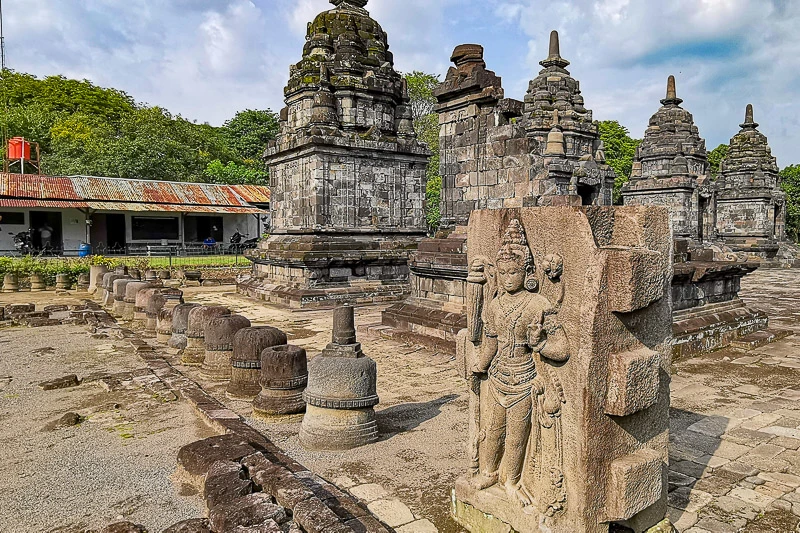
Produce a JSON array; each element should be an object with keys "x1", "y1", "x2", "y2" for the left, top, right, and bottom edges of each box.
[
  {"x1": 454, "y1": 206, "x2": 673, "y2": 533},
  {"x1": 239, "y1": 0, "x2": 430, "y2": 309},
  {"x1": 716, "y1": 104, "x2": 787, "y2": 254},
  {"x1": 381, "y1": 32, "x2": 615, "y2": 347}
]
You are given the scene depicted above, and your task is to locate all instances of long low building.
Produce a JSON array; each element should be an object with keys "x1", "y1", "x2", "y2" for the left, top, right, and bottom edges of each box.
[{"x1": 0, "y1": 173, "x2": 270, "y2": 253}]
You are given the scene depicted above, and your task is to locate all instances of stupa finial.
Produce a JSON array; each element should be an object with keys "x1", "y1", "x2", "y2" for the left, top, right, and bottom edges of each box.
[
  {"x1": 330, "y1": 0, "x2": 368, "y2": 8},
  {"x1": 660, "y1": 75, "x2": 683, "y2": 106},
  {"x1": 740, "y1": 103, "x2": 759, "y2": 130},
  {"x1": 539, "y1": 30, "x2": 570, "y2": 70}
]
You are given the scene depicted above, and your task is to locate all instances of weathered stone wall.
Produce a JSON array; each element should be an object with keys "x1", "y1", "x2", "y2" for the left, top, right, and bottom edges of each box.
[
  {"x1": 268, "y1": 146, "x2": 426, "y2": 233},
  {"x1": 623, "y1": 182, "x2": 699, "y2": 239},
  {"x1": 435, "y1": 36, "x2": 615, "y2": 229}
]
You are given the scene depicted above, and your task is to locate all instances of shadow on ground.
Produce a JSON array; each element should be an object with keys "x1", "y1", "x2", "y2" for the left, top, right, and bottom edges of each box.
[{"x1": 377, "y1": 394, "x2": 459, "y2": 439}]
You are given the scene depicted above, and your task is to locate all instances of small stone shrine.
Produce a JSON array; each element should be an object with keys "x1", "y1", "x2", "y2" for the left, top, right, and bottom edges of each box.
[
  {"x1": 301, "y1": 306, "x2": 379, "y2": 450},
  {"x1": 382, "y1": 33, "x2": 615, "y2": 347},
  {"x1": 239, "y1": 0, "x2": 429, "y2": 309},
  {"x1": 453, "y1": 207, "x2": 672, "y2": 533},
  {"x1": 622, "y1": 76, "x2": 713, "y2": 241},
  {"x1": 253, "y1": 344, "x2": 308, "y2": 419},
  {"x1": 716, "y1": 104, "x2": 787, "y2": 253}
]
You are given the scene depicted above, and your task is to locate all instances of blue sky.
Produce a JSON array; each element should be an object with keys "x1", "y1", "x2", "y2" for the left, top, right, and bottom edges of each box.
[{"x1": 4, "y1": 0, "x2": 800, "y2": 165}]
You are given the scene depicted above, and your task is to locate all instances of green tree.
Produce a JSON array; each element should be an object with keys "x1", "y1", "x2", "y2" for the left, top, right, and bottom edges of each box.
[
  {"x1": 1, "y1": 70, "x2": 261, "y2": 185},
  {"x1": 404, "y1": 72, "x2": 441, "y2": 232},
  {"x1": 597, "y1": 120, "x2": 641, "y2": 204},
  {"x1": 708, "y1": 144, "x2": 729, "y2": 178},
  {"x1": 204, "y1": 160, "x2": 268, "y2": 185},
  {"x1": 222, "y1": 109, "x2": 280, "y2": 161},
  {"x1": 781, "y1": 165, "x2": 800, "y2": 242}
]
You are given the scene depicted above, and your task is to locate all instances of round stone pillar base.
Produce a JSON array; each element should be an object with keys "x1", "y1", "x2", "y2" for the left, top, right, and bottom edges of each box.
[
  {"x1": 200, "y1": 350, "x2": 234, "y2": 381},
  {"x1": 299, "y1": 404, "x2": 378, "y2": 450},
  {"x1": 226, "y1": 367, "x2": 261, "y2": 401},
  {"x1": 181, "y1": 336, "x2": 205, "y2": 365},
  {"x1": 253, "y1": 388, "x2": 306, "y2": 417},
  {"x1": 112, "y1": 300, "x2": 126, "y2": 318}
]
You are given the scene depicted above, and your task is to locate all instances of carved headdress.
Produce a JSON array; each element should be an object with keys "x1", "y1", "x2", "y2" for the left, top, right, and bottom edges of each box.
[{"x1": 496, "y1": 219, "x2": 538, "y2": 291}]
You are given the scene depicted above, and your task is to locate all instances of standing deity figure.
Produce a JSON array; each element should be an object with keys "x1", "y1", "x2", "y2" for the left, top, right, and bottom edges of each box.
[{"x1": 467, "y1": 219, "x2": 570, "y2": 514}]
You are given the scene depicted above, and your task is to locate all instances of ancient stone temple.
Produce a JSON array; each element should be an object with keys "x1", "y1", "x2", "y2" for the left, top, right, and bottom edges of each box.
[
  {"x1": 622, "y1": 76, "x2": 713, "y2": 241},
  {"x1": 716, "y1": 104, "x2": 786, "y2": 253},
  {"x1": 382, "y1": 33, "x2": 615, "y2": 347},
  {"x1": 621, "y1": 83, "x2": 786, "y2": 357},
  {"x1": 453, "y1": 207, "x2": 673, "y2": 533},
  {"x1": 239, "y1": 0, "x2": 429, "y2": 309}
]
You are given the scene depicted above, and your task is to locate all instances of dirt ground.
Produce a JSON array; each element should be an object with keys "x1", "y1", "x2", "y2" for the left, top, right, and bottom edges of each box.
[
  {"x1": 0, "y1": 310, "x2": 214, "y2": 532},
  {"x1": 1, "y1": 268, "x2": 800, "y2": 533}
]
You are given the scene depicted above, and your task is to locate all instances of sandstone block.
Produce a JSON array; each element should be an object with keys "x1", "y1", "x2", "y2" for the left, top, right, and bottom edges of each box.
[
  {"x1": 606, "y1": 347, "x2": 661, "y2": 416},
  {"x1": 606, "y1": 449, "x2": 665, "y2": 521}
]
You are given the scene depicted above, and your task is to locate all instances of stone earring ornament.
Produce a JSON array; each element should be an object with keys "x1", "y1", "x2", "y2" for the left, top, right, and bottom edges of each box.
[{"x1": 524, "y1": 268, "x2": 538, "y2": 292}]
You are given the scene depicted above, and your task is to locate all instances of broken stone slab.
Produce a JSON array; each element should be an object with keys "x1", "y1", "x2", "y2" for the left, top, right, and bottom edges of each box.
[
  {"x1": 38, "y1": 374, "x2": 80, "y2": 390},
  {"x1": 204, "y1": 460, "x2": 254, "y2": 510},
  {"x1": 177, "y1": 434, "x2": 259, "y2": 484},
  {"x1": 162, "y1": 519, "x2": 211, "y2": 533},
  {"x1": 208, "y1": 493, "x2": 287, "y2": 532},
  {"x1": 5, "y1": 303, "x2": 35, "y2": 314}
]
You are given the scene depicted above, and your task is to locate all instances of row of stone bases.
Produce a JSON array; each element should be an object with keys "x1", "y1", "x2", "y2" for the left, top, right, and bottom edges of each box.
[
  {"x1": 232, "y1": 0, "x2": 794, "y2": 532},
  {"x1": 93, "y1": 264, "x2": 380, "y2": 452}
]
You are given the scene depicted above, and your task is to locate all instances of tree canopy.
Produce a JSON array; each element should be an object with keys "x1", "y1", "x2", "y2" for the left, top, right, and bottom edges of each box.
[
  {"x1": 597, "y1": 120, "x2": 641, "y2": 204},
  {"x1": 403, "y1": 71, "x2": 441, "y2": 232},
  {"x1": 781, "y1": 165, "x2": 800, "y2": 242},
  {"x1": 0, "y1": 69, "x2": 277, "y2": 185},
  {"x1": 708, "y1": 144, "x2": 729, "y2": 178}
]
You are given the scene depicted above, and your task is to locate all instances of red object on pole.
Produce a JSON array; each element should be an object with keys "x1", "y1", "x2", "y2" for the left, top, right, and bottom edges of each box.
[{"x1": 8, "y1": 138, "x2": 31, "y2": 160}]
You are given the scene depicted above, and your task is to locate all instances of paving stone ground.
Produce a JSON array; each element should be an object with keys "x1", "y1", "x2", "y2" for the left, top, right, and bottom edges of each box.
[
  {"x1": 669, "y1": 269, "x2": 800, "y2": 533},
  {"x1": 2, "y1": 268, "x2": 799, "y2": 532}
]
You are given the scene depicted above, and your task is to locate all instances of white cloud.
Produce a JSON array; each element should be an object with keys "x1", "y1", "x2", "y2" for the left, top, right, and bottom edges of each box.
[{"x1": 3, "y1": 0, "x2": 800, "y2": 164}]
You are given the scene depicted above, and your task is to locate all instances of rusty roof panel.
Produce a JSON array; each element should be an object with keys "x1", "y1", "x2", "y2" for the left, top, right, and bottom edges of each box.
[
  {"x1": 0, "y1": 199, "x2": 88, "y2": 208},
  {"x1": 0, "y1": 173, "x2": 270, "y2": 210}
]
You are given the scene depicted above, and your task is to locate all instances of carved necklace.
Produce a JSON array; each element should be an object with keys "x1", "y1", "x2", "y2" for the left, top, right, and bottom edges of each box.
[{"x1": 497, "y1": 291, "x2": 530, "y2": 322}]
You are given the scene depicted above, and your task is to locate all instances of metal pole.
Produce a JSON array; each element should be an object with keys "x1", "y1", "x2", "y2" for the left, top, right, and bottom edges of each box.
[{"x1": 0, "y1": 0, "x2": 6, "y2": 71}]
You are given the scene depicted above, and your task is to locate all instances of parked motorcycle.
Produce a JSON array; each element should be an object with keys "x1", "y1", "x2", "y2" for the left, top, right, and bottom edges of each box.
[
  {"x1": 229, "y1": 231, "x2": 259, "y2": 253},
  {"x1": 9, "y1": 229, "x2": 33, "y2": 255}
]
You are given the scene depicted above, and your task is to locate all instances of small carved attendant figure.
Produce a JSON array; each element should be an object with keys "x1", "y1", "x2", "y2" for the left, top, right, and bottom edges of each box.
[{"x1": 470, "y1": 219, "x2": 569, "y2": 510}]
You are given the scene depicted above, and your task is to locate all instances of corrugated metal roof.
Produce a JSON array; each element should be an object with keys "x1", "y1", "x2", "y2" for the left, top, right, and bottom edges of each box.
[
  {"x1": 0, "y1": 199, "x2": 88, "y2": 208},
  {"x1": 0, "y1": 173, "x2": 270, "y2": 214}
]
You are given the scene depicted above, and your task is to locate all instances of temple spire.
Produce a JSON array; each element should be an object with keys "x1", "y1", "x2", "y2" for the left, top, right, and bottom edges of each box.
[
  {"x1": 740, "y1": 103, "x2": 759, "y2": 130},
  {"x1": 540, "y1": 30, "x2": 570, "y2": 70},
  {"x1": 660, "y1": 75, "x2": 683, "y2": 106}
]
